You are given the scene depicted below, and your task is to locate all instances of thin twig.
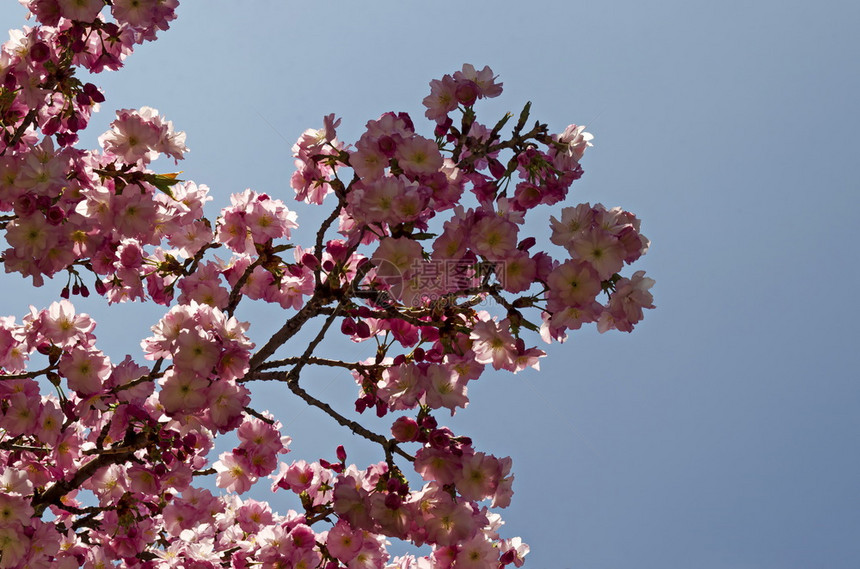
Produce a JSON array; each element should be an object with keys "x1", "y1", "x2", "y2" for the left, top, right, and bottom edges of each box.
[
  {"x1": 281, "y1": 369, "x2": 413, "y2": 462},
  {"x1": 251, "y1": 356, "x2": 382, "y2": 373}
]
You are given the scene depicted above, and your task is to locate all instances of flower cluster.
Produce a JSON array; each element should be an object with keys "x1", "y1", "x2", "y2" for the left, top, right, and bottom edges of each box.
[
  {"x1": 143, "y1": 301, "x2": 253, "y2": 429},
  {"x1": 98, "y1": 106, "x2": 187, "y2": 165},
  {"x1": 214, "y1": 414, "x2": 290, "y2": 493},
  {"x1": 217, "y1": 189, "x2": 299, "y2": 254}
]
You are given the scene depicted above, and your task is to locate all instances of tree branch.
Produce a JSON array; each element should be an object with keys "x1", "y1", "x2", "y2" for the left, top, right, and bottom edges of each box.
[
  {"x1": 247, "y1": 292, "x2": 327, "y2": 371},
  {"x1": 283, "y1": 369, "x2": 413, "y2": 462},
  {"x1": 31, "y1": 431, "x2": 149, "y2": 517}
]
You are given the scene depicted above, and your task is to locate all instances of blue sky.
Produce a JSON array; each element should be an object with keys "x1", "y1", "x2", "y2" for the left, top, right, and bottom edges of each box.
[{"x1": 2, "y1": 1, "x2": 860, "y2": 568}]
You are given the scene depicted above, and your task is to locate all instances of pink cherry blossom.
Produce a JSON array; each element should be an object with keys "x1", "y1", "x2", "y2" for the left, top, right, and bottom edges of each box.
[
  {"x1": 469, "y1": 317, "x2": 517, "y2": 371},
  {"x1": 470, "y1": 214, "x2": 518, "y2": 260},
  {"x1": 57, "y1": 0, "x2": 104, "y2": 22},
  {"x1": 550, "y1": 124, "x2": 593, "y2": 170},
  {"x1": 58, "y1": 347, "x2": 110, "y2": 395},
  {"x1": 394, "y1": 136, "x2": 444, "y2": 177},
  {"x1": 326, "y1": 519, "x2": 364, "y2": 562},
  {"x1": 599, "y1": 270, "x2": 656, "y2": 333},
  {"x1": 546, "y1": 259, "x2": 602, "y2": 311},
  {"x1": 158, "y1": 370, "x2": 209, "y2": 414},
  {"x1": 454, "y1": 64, "x2": 503, "y2": 99},
  {"x1": 0, "y1": 31, "x2": 654, "y2": 567},
  {"x1": 570, "y1": 227, "x2": 625, "y2": 280},
  {"x1": 423, "y1": 75, "x2": 459, "y2": 122},
  {"x1": 214, "y1": 451, "x2": 255, "y2": 494}
]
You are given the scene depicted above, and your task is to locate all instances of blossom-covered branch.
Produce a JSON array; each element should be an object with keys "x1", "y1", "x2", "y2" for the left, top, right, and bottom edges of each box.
[{"x1": 0, "y1": 3, "x2": 653, "y2": 568}]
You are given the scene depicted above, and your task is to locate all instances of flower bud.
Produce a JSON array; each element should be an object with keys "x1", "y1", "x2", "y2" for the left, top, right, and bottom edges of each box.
[
  {"x1": 66, "y1": 113, "x2": 82, "y2": 132},
  {"x1": 375, "y1": 400, "x2": 387, "y2": 417},
  {"x1": 355, "y1": 397, "x2": 368, "y2": 414},
  {"x1": 56, "y1": 132, "x2": 77, "y2": 147},
  {"x1": 390, "y1": 416, "x2": 419, "y2": 442},
  {"x1": 518, "y1": 237, "x2": 536, "y2": 251},
  {"x1": 420, "y1": 415, "x2": 437, "y2": 430},
  {"x1": 14, "y1": 194, "x2": 37, "y2": 217},
  {"x1": 102, "y1": 23, "x2": 120, "y2": 37},
  {"x1": 488, "y1": 158, "x2": 506, "y2": 180},
  {"x1": 455, "y1": 81, "x2": 479, "y2": 106},
  {"x1": 500, "y1": 550, "x2": 516, "y2": 565},
  {"x1": 30, "y1": 41, "x2": 50, "y2": 63},
  {"x1": 42, "y1": 116, "x2": 62, "y2": 136},
  {"x1": 340, "y1": 318, "x2": 356, "y2": 336},
  {"x1": 384, "y1": 492, "x2": 402, "y2": 510},
  {"x1": 46, "y1": 206, "x2": 65, "y2": 225},
  {"x1": 83, "y1": 82, "x2": 105, "y2": 103},
  {"x1": 300, "y1": 252, "x2": 319, "y2": 270},
  {"x1": 354, "y1": 320, "x2": 371, "y2": 339},
  {"x1": 434, "y1": 117, "x2": 453, "y2": 138},
  {"x1": 428, "y1": 428, "x2": 450, "y2": 449},
  {"x1": 326, "y1": 240, "x2": 348, "y2": 261},
  {"x1": 377, "y1": 135, "x2": 397, "y2": 157},
  {"x1": 424, "y1": 349, "x2": 442, "y2": 363},
  {"x1": 386, "y1": 477, "x2": 401, "y2": 493}
]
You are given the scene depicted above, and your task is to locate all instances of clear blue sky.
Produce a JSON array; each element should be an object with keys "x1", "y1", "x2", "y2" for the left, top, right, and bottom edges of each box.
[{"x1": 2, "y1": 2, "x2": 859, "y2": 568}]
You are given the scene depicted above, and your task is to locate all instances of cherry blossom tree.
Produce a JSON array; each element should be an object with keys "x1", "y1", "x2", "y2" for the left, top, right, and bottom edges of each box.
[{"x1": 0, "y1": 2, "x2": 654, "y2": 568}]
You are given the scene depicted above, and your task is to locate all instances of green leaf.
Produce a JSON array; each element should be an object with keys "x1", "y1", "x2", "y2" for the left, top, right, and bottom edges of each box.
[{"x1": 144, "y1": 172, "x2": 184, "y2": 199}]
